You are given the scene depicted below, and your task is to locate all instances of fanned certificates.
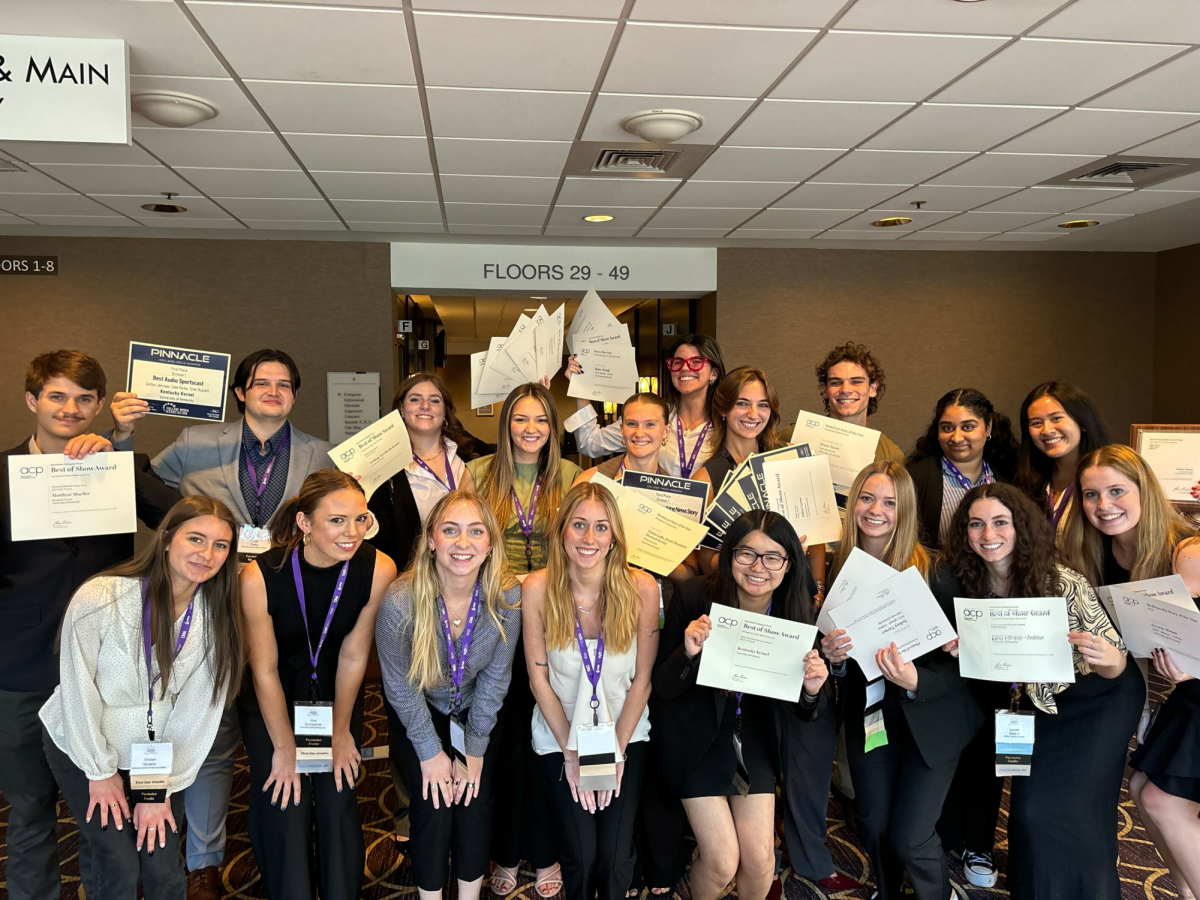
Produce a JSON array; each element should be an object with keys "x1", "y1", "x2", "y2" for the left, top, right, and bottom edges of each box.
[
  {"x1": 8, "y1": 452, "x2": 136, "y2": 541},
  {"x1": 471, "y1": 303, "x2": 567, "y2": 409},
  {"x1": 327, "y1": 409, "x2": 413, "y2": 501},
  {"x1": 592, "y1": 473, "x2": 707, "y2": 577},
  {"x1": 566, "y1": 289, "x2": 638, "y2": 405},
  {"x1": 953, "y1": 598, "x2": 1076, "y2": 683},
  {"x1": 790, "y1": 411, "x2": 881, "y2": 495},
  {"x1": 697, "y1": 602, "x2": 818, "y2": 702},
  {"x1": 760, "y1": 455, "x2": 841, "y2": 546},
  {"x1": 816, "y1": 547, "x2": 898, "y2": 634},
  {"x1": 1106, "y1": 580, "x2": 1200, "y2": 677},
  {"x1": 700, "y1": 444, "x2": 822, "y2": 550}
]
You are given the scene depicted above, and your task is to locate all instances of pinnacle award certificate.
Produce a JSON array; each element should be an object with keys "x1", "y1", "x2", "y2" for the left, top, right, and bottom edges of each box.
[
  {"x1": 697, "y1": 602, "x2": 818, "y2": 702},
  {"x1": 953, "y1": 598, "x2": 1076, "y2": 683},
  {"x1": 328, "y1": 409, "x2": 413, "y2": 501},
  {"x1": 127, "y1": 341, "x2": 232, "y2": 421},
  {"x1": 8, "y1": 452, "x2": 136, "y2": 541}
]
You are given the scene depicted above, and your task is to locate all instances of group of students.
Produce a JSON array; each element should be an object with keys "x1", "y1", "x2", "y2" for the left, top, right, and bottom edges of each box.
[{"x1": 0, "y1": 336, "x2": 1196, "y2": 900}]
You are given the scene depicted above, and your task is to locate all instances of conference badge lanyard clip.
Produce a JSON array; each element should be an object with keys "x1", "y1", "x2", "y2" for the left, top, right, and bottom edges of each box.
[
  {"x1": 864, "y1": 677, "x2": 888, "y2": 754},
  {"x1": 440, "y1": 580, "x2": 482, "y2": 781},
  {"x1": 131, "y1": 579, "x2": 194, "y2": 803},
  {"x1": 574, "y1": 608, "x2": 618, "y2": 792},
  {"x1": 995, "y1": 683, "x2": 1035, "y2": 777},
  {"x1": 292, "y1": 548, "x2": 348, "y2": 774},
  {"x1": 513, "y1": 480, "x2": 541, "y2": 573}
]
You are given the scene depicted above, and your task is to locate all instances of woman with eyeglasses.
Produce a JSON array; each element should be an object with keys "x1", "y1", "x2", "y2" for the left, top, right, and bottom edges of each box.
[{"x1": 566, "y1": 333, "x2": 725, "y2": 478}]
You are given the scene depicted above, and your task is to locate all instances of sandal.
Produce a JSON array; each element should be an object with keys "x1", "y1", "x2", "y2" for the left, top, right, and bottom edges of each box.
[
  {"x1": 490, "y1": 863, "x2": 520, "y2": 896},
  {"x1": 535, "y1": 863, "x2": 564, "y2": 898}
]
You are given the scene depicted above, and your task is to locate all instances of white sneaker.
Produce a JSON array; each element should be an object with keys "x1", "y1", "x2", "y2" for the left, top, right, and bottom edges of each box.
[{"x1": 962, "y1": 850, "x2": 998, "y2": 888}]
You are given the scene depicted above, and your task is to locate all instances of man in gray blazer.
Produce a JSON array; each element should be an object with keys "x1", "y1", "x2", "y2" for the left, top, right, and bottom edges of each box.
[{"x1": 112, "y1": 348, "x2": 333, "y2": 900}]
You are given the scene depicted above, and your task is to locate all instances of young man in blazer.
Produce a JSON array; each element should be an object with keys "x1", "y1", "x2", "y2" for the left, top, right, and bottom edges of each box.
[
  {"x1": 112, "y1": 348, "x2": 334, "y2": 900},
  {"x1": 0, "y1": 350, "x2": 179, "y2": 900}
]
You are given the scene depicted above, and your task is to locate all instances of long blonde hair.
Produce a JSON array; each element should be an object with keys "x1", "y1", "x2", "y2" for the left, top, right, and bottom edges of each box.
[
  {"x1": 1063, "y1": 444, "x2": 1198, "y2": 585},
  {"x1": 543, "y1": 482, "x2": 640, "y2": 654},
  {"x1": 478, "y1": 383, "x2": 566, "y2": 533},
  {"x1": 829, "y1": 461, "x2": 931, "y2": 584},
  {"x1": 404, "y1": 490, "x2": 519, "y2": 693}
]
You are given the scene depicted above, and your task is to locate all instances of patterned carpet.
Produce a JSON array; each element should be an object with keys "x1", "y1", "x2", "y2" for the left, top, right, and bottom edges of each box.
[{"x1": 0, "y1": 673, "x2": 1188, "y2": 900}]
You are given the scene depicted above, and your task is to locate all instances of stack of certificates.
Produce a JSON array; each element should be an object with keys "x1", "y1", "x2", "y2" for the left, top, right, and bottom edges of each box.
[
  {"x1": 564, "y1": 289, "x2": 640, "y2": 406},
  {"x1": 471, "y1": 303, "x2": 566, "y2": 410}
]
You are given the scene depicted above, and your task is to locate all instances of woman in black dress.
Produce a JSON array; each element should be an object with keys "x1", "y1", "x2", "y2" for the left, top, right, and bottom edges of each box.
[
  {"x1": 239, "y1": 470, "x2": 396, "y2": 900},
  {"x1": 654, "y1": 510, "x2": 828, "y2": 900}
]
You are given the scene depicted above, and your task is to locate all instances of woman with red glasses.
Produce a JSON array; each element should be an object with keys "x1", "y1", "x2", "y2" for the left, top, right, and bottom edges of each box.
[{"x1": 566, "y1": 334, "x2": 725, "y2": 479}]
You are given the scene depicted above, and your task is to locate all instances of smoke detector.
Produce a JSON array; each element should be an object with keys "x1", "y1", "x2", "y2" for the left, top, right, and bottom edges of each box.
[
  {"x1": 132, "y1": 91, "x2": 218, "y2": 128},
  {"x1": 620, "y1": 109, "x2": 704, "y2": 144}
]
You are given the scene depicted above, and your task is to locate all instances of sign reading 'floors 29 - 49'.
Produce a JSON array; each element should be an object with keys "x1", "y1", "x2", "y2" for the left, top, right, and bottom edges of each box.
[{"x1": 0, "y1": 35, "x2": 130, "y2": 144}]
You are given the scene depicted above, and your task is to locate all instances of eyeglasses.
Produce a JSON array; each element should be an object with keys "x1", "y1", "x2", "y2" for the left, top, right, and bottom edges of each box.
[
  {"x1": 666, "y1": 356, "x2": 711, "y2": 373},
  {"x1": 732, "y1": 547, "x2": 789, "y2": 571}
]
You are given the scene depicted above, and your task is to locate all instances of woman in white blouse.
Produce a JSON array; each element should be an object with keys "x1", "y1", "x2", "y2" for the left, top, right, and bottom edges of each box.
[
  {"x1": 40, "y1": 496, "x2": 245, "y2": 900},
  {"x1": 397, "y1": 372, "x2": 476, "y2": 522}
]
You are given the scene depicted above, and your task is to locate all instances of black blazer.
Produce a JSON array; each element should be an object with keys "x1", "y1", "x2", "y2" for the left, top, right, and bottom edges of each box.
[
  {"x1": 908, "y1": 455, "x2": 1011, "y2": 550},
  {"x1": 839, "y1": 563, "x2": 984, "y2": 770},
  {"x1": 0, "y1": 442, "x2": 181, "y2": 693},
  {"x1": 651, "y1": 575, "x2": 823, "y2": 789}
]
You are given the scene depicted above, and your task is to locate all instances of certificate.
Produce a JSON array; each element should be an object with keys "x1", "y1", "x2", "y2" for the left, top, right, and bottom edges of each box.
[
  {"x1": 760, "y1": 455, "x2": 842, "y2": 546},
  {"x1": 126, "y1": 341, "x2": 231, "y2": 422},
  {"x1": 697, "y1": 602, "x2": 818, "y2": 702},
  {"x1": 478, "y1": 335, "x2": 525, "y2": 395},
  {"x1": 593, "y1": 473, "x2": 707, "y2": 577},
  {"x1": 747, "y1": 444, "x2": 812, "y2": 501},
  {"x1": 533, "y1": 304, "x2": 565, "y2": 382},
  {"x1": 1096, "y1": 574, "x2": 1194, "y2": 630},
  {"x1": 1110, "y1": 588, "x2": 1200, "y2": 677},
  {"x1": 790, "y1": 411, "x2": 881, "y2": 495},
  {"x1": 8, "y1": 452, "x2": 136, "y2": 541},
  {"x1": 816, "y1": 546, "x2": 898, "y2": 633},
  {"x1": 954, "y1": 597, "x2": 1076, "y2": 683},
  {"x1": 827, "y1": 567, "x2": 957, "y2": 681},
  {"x1": 1137, "y1": 431, "x2": 1200, "y2": 503},
  {"x1": 501, "y1": 314, "x2": 539, "y2": 383},
  {"x1": 566, "y1": 287, "x2": 623, "y2": 354},
  {"x1": 470, "y1": 349, "x2": 509, "y2": 411},
  {"x1": 328, "y1": 410, "x2": 413, "y2": 501},
  {"x1": 567, "y1": 334, "x2": 638, "y2": 406},
  {"x1": 621, "y1": 470, "x2": 708, "y2": 522}
]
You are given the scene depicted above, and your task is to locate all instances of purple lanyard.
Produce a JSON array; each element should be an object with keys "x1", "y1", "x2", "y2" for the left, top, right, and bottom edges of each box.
[
  {"x1": 291, "y1": 548, "x2": 350, "y2": 700},
  {"x1": 438, "y1": 579, "x2": 482, "y2": 715},
  {"x1": 574, "y1": 607, "x2": 605, "y2": 726},
  {"x1": 513, "y1": 480, "x2": 541, "y2": 571},
  {"x1": 1047, "y1": 482, "x2": 1074, "y2": 530},
  {"x1": 941, "y1": 456, "x2": 993, "y2": 492},
  {"x1": 415, "y1": 453, "x2": 456, "y2": 490},
  {"x1": 245, "y1": 425, "x2": 291, "y2": 504},
  {"x1": 735, "y1": 602, "x2": 771, "y2": 719},
  {"x1": 141, "y1": 578, "x2": 195, "y2": 742},
  {"x1": 676, "y1": 419, "x2": 710, "y2": 478}
]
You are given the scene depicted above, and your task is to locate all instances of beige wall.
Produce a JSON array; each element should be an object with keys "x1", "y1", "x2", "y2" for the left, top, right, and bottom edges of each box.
[
  {"x1": 0, "y1": 235, "x2": 393, "y2": 455},
  {"x1": 1154, "y1": 242, "x2": 1200, "y2": 426},
  {"x1": 716, "y1": 248, "x2": 1159, "y2": 455}
]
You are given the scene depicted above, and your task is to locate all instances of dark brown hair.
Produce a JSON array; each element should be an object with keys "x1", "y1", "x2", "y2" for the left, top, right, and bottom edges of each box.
[
  {"x1": 815, "y1": 342, "x2": 885, "y2": 417},
  {"x1": 661, "y1": 334, "x2": 726, "y2": 424},
  {"x1": 270, "y1": 469, "x2": 366, "y2": 554},
  {"x1": 1014, "y1": 381, "x2": 1110, "y2": 504},
  {"x1": 25, "y1": 350, "x2": 107, "y2": 399},
  {"x1": 709, "y1": 367, "x2": 785, "y2": 454},
  {"x1": 393, "y1": 372, "x2": 470, "y2": 448},
  {"x1": 231, "y1": 349, "x2": 301, "y2": 415}
]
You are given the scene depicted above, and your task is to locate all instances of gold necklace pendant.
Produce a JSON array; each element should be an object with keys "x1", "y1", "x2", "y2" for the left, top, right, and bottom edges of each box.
[{"x1": 452, "y1": 617, "x2": 463, "y2": 627}]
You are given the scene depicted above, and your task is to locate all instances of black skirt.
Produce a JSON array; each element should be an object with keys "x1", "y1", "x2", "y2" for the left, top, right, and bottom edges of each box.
[
  {"x1": 1130, "y1": 680, "x2": 1200, "y2": 803},
  {"x1": 679, "y1": 693, "x2": 776, "y2": 799}
]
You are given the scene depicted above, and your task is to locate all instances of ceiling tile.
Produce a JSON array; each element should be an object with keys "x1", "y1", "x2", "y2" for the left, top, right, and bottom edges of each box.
[
  {"x1": 814, "y1": 229, "x2": 902, "y2": 241},
  {"x1": 901, "y1": 230, "x2": 997, "y2": 241},
  {"x1": 603, "y1": 23, "x2": 818, "y2": 98},
  {"x1": 815, "y1": 150, "x2": 972, "y2": 184},
  {"x1": 218, "y1": 198, "x2": 337, "y2": 219},
  {"x1": 1084, "y1": 50, "x2": 1200, "y2": 114},
  {"x1": 0, "y1": 141, "x2": 159, "y2": 166},
  {"x1": 0, "y1": 194, "x2": 119, "y2": 216},
  {"x1": 246, "y1": 82, "x2": 424, "y2": 137},
  {"x1": 285, "y1": 134, "x2": 432, "y2": 174},
  {"x1": 691, "y1": 147, "x2": 843, "y2": 182},
  {"x1": 730, "y1": 100, "x2": 911, "y2": 149},
  {"x1": 434, "y1": 138, "x2": 571, "y2": 176},
  {"x1": 334, "y1": 199, "x2": 444, "y2": 222},
  {"x1": 584, "y1": 94, "x2": 753, "y2": 144},
  {"x1": 1033, "y1": 0, "x2": 1200, "y2": 44},
  {"x1": 1127, "y1": 121, "x2": 1200, "y2": 159},
  {"x1": 647, "y1": 207, "x2": 758, "y2": 228},
  {"x1": 545, "y1": 225, "x2": 639, "y2": 237},
  {"x1": 977, "y1": 185, "x2": 1132, "y2": 213},
  {"x1": 446, "y1": 202, "x2": 548, "y2": 225},
  {"x1": 133, "y1": 217, "x2": 245, "y2": 229},
  {"x1": 93, "y1": 194, "x2": 233, "y2": 219},
  {"x1": 557, "y1": 177, "x2": 680, "y2": 207},
  {"x1": 187, "y1": 3, "x2": 415, "y2": 84},
  {"x1": 415, "y1": 12, "x2": 615, "y2": 90},
  {"x1": 772, "y1": 182, "x2": 907, "y2": 208},
  {"x1": 447, "y1": 223, "x2": 545, "y2": 234},
  {"x1": 415, "y1": 0, "x2": 624, "y2": 15},
  {"x1": 130, "y1": 75, "x2": 269, "y2": 132},
  {"x1": 345, "y1": 222, "x2": 446, "y2": 232},
  {"x1": 984, "y1": 231, "x2": 1065, "y2": 241},
  {"x1": 0, "y1": 167, "x2": 78, "y2": 195},
  {"x1": 830, "y1": 208, "x2": 958, "y2": 231},
  {"x1": 922, "y1": 211, "x2": 1057, "y2": 231},
  {"x1": 934, "y1": 38, "x2": 1184, "y2": 106},
  {"x1": 864, "y1": 104, "x2": 1064, "y2": 152},
  {"x1": 548, "y1": 206, "x2": 653, "y2": 228},
  {"x1": 36, "y1": 164, "x2": 192, "y2": 196},
  {"x1": 670, "y1": 180, "x2": 794, "y2": 208},
  {"x1": 312, "y1": 172, "x2": 439, "y2": 202},
  {"x1": 838, "y1": 0, "x2": 1067, "y2": 35},
  {"x1": 772, "y1": 32, "x2": 1007, "y2": 102},
  {"x1": 440, "y1": 174, "x2": 559, "y2": 204},
  {"x1": 996, "y1": 109, "x2": 1199, "y2": 155},
  {"x1": 630, "y1": 0, "x2": 846, "y2": 28},
  {"x1": 927, "y1": 152, "x2": 1101, "y2": 186},
  {"x1": 728, "y1": 228, "x2": 822, "y2": 239},
  {"x1": 426, "y1": 88, "x2": 590, "y2": 140},
  {"x1": 135, "y1": 128, "x2": 297, "y2": 169},
  {"x1": 879, "y1": 185, "x2": 1020, "y2": 211},
  {"x1": 176, "y1": 168, "x2": 320, "y2": 199},
  {"x1": 1073, "y1": 190, "x2": 1200, "y2": 216},
  {"x1": 242, "y1": 220, "x2": 345, "y2": 231},
  {"x1": 1010, "y1": 212, "x2": 1133, "y2": 232},
  {"x1": 1151, "y1": 171, "x2": 1200, "y2": 191},
  {"x1": 23, "y1": 214, "x2": 139, "y2": 227},
  {"x1": 747, "y1": 207, "x2": 857, "y2": 229},
  {"x1": 638, "y1": 227, "x2": 731, "y2": 238}
]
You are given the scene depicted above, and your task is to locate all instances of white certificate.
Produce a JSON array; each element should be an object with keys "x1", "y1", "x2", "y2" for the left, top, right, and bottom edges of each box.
[
  {"x1": 126, "y1": 341, "x2": 231, "y2": 422},
  {"x1": 478, "y1": 335, "x2": 526, "y2": 395},
  {"x1": 566, "y1": 287, "x2": 623, "y2": 354},
  {"x1": 1096, "y1": 574, "x2": 1194, "y2": 630},
  {"x1": 502, "y1": 313, "x2": 540, "y2": 383},
  {"x1": 8, "y1": 452, "x2": 136, "y2": 541},
  {"x1": 534, "y1": 303, "x2": 565, "y2": 382},
  {"x1": 1107, "y1": 587, "x2": 1200, "y2": 677},
  {"x1": 697, "y1": 602, "x2": 818, "y2": 702},
  {"x1": 1138, "y1": 431, "x2": 1200, "y2": 502},
  {"x1": 827, "y1": 567, "x2": 957, "y2": 682},
  {"x1": 954, "y1": 597, "x2": 1076, "y2": 683},
  {"x1": 614, "y1": 484, "x2": 708, "y2": 578},
  {"x1": 328, "y1": 409, "x2": 413, "y2": 501},
  {"x1": 470, "y1": 349, "x2": 509, "y2": 411},
  {"x1": 567, "y1": 333, "x2": 638, "y2": 405},
  {"x1": 760, "y1": 455, "x2": 842, "y2": 546},
  {"x1": 789, "y1": 410, "x2": 882, "y2": 495},
  {"x1": 816, "y1": 547, "x2": 898, "y2": 634}
]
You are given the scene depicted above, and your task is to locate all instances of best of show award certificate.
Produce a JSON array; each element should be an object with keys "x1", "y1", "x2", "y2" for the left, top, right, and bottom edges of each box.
[
  {"x1": 1108, "y1": 586, "x2": 1200, "y2": 678},
  {"x1": 8, "y1": 452, "x2": 137, "y2": 541},
  {"x1": 954, "y1": 598, "x2": 1076, "y2": 683},
  {"x1": 127, "y1": 341, "x2": 232, "y2": 421},
  {"x1": 697, "y1": 602, "x2": 818, "y2": 702},
  {"x1": 328, "y1": 409, "x2": 413, "y2": 501}
]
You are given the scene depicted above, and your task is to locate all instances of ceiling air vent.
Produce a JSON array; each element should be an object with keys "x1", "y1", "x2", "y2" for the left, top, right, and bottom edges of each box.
[
  {"x1": 1041, "y1": 155, "x2": 1200, "y2": 189},
  {"x1": 1070, "y1": 160, "x2": 1186, "y2": 185},
  {"x1": 592, "y1": 148, "x2": 679, "y2": 174}
]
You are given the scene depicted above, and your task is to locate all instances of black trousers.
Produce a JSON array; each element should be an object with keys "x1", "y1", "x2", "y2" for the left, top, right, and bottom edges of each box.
[
  {"x1": 630, "y1": 753, "x2": 688, "y2": 891},
  {"x1": 0, "y1": 688, "x2": 62, "y2": 900},
  {"x1": 389, "y1": 701, "x2": 497, "y2": 890},
  {"x1": 240, "y1": 709, "x2": 365, "y2": 900},
  {"x1": 782, "y1": 692, "x2": 839, "y2": 880},
  {"x1": 846, "y1": 717, "x2": 959, "y2": 900},
  {"x1": 43, "y1": 728, "x2": 186, "y2": 900},
  {"x1": 937, "y1": 680, "x2": 1009, "y2": 856},
  {"x1": 535, "y1": 741, "x2": 648, "y2": 900}
]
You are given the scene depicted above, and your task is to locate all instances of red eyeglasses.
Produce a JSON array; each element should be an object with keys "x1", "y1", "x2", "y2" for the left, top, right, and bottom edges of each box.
[{"x1": 666, "y1": 356, "x2": 711, "y2": 372}]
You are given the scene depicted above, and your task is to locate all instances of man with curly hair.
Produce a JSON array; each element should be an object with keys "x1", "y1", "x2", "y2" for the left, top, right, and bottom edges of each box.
[{"x1": 815, "y1": 341, "x2": 906, "y2": 466}]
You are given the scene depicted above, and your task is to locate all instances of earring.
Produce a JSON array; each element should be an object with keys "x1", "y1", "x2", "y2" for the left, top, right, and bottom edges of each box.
[
  {"x1": 303, "y1": 533, "x2": 311, "y2": 545},
  {"x1": 430, "y1": 548, "x2": 436, "y2": 560},
  {"x1": 661, "y1": 434, "x2": 669, "y2": 447}
]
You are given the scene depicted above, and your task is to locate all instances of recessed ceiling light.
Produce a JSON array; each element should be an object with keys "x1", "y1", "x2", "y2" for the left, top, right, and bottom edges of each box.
[
  {"x1": 523, "y1": 308, "x2": 538, "y2": 312},
  {"x1": 872, "y1": 216, "x2": 912, "y2": 227},
  {"x1": 583, "y1": 214, "x2": 615, "y2": 223},
  {"x1": 141, "y1": 192, "x2": 187, "y2": 214},
  {"x1": 131, "y1": 91, "x2": 218, "y2": 128},
  {"x1": 530, "y1": 296, "x2": 548, "y2": 300},
  {"x1": 1058, "y1": 219, "x2": 1099, "y2": 229}
]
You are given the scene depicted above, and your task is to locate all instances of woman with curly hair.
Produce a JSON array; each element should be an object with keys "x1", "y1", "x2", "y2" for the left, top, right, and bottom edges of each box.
[{"x1": 940, "y1": 482, "x2": 1142, "y2": 899}]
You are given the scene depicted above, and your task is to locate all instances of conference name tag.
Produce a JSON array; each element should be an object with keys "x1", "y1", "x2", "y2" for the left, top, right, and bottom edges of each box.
[
  {"x1": 238, "y1": 525, "x2": 272, "y2": 557},
  {"x1": 294, "y1": 701, "x2": 334, "y2": 774},
  {"x1": 995, "y1": 710, "x2": 1035, "y2": 777},
  {"x1": 130, "y1": 742, "x2": 173, "y2": 804},
  {"x1": 449, "y1": 716, "x2": 469, "y2": 781},
  {"x1": 864, "y1": 678, "x2": 888, "y2": 753},
  {"x1": 576, "y1": 722, "x2": 618, "y2": 791}
]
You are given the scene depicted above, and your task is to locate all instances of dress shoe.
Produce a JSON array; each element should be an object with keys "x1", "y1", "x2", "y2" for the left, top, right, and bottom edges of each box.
[
  {"x1": 817, "y1": 872, "x2": 864, "y2": 891},
  {"x1": 187, "y1": 866, "x2": 222, "y2": 900}
]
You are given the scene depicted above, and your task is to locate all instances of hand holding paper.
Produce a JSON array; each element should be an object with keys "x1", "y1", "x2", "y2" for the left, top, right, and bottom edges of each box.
[
  {"x1": 327, "y1": 409, "x2": 413, "y2": 501},
  {"x1": 790, "y1": 411, "x2": 881, "y2": 495}
]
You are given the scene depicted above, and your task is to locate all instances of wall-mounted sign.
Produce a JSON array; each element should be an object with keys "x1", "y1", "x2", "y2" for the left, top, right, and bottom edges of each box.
[
  {"x1": 0, "y1": 35, "x2": 130, "y2": 144},
  {"x1": 0, "y1": 255, "x2": 57, "y2": 275},
  {"x1": 328, "y1": 372, "x2": 381, "y2": 445},
  {"x1": 391, "y1": 243, "x2": 716, "y2": 295}
]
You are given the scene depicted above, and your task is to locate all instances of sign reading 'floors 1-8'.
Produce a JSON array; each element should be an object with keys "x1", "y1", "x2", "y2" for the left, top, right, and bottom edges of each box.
[{"x1": 0, "y1": 35, "x2": 130, "y2": 144}]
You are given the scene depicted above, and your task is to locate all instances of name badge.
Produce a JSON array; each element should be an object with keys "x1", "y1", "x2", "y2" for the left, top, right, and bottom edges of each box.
[
  {"x1": 130, "y1": 742, "x2": 173, "y2": 804},
  {"x1": 449, "y1": 715, "x2": 469, "y2": 782},
  {"x1": 576, "y1": 722, "x2": 618, "y2": 791},
  {"x1": 864, "y1": 709, "x2": 888, "y2": 753},
  {"x1": 238, "y1": 524, "x2": 272, "y2": 557},
  {"x1": 294, "y1": 701, "x2": 334, "y2": 774},
  {"x1": 995, "y1": 710, "x2": 1035, "y2": 777},
  {"x1": 865, "y1": 678, "x2": 886, "y2": 709}
]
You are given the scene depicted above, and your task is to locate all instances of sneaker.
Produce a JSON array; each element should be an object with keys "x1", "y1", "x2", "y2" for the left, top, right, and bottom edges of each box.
[{"x1": 962, "y1": 850, "x2": 998, "y2": 888}]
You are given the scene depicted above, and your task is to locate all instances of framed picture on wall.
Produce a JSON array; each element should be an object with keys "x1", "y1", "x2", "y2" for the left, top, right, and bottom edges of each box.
[
  {"x1": 477, "y1": 404, "x2": 494, "y2": 417},
  {"x1": 1130, "y1": 424, "x2": 1200, "y2": 515}
]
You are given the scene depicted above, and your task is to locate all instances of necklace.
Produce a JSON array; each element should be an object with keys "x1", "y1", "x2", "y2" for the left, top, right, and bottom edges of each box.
[{"x1": 577, "y1": 605, "x2": 591, "y2": 616}]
